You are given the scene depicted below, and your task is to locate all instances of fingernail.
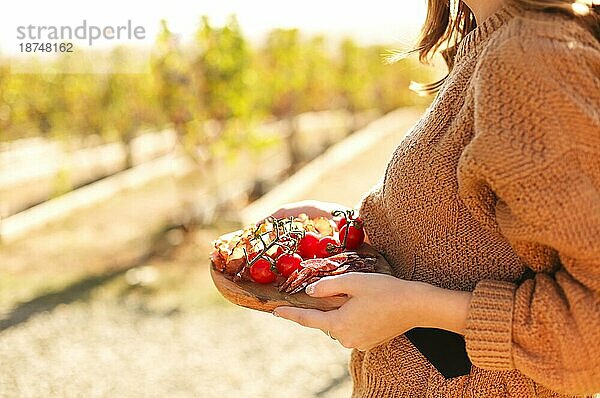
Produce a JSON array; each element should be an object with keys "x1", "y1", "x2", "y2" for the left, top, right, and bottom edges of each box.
[
  {"x1": 305, "y1": 284, "x2": 315, "y2": 295},
  {"x1": 272, "y1": 311, "x2": 280, "y2": 317}
]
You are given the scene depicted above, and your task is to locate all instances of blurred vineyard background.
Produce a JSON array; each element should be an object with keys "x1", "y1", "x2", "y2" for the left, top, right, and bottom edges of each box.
[
  {"x1": 0, "y1": 14, "x2": 437, "y2": 398},
  {"x1": 0, "y1": 16, "x2": 435, "y2": 228},
  {"x1": 2, "y1": 16, "x2": 430, "y2": 142}
]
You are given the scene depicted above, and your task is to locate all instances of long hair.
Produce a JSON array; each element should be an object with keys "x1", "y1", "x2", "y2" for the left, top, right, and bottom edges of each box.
[{"x1": 408, "y1": 0, "x2": 599, "y2": 94}]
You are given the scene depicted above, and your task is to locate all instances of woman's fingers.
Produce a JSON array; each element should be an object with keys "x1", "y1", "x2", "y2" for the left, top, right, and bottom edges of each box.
[
  {"x1": 273, "y1": 306, "x2": 333, "y2": 331},
  {"x1": 305, "y1": 273, "x2": 362, "y2": 297}
]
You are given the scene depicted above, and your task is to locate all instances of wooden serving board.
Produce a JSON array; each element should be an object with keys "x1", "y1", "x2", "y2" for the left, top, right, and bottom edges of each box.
[{"x1": 210, "y1": 244, "x2": 392, "y2": 313}]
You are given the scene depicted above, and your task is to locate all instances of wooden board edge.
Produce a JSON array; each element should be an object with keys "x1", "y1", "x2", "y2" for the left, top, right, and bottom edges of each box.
[{"x1": 209, "y1": 263, "x2": 347, "y2": 312}]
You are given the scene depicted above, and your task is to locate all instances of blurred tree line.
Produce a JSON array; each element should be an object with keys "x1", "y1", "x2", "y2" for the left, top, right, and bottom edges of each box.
[{"x1": 0, "y1": 15, "x2": 433, "y2": 149}]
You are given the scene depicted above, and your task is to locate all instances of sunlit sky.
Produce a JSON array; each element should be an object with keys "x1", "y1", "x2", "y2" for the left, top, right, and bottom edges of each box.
[{"x1": 0, "y1": 0, "x2": 427, "y2": 54}]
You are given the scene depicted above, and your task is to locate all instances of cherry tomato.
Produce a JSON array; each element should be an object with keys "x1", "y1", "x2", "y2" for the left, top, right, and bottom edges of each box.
[
  {"x1": 336, "y1": 217, "x2": 347, "y2": 231},
  {"x1": 297, "y1": 232, "x2": 320, "y2": 259},
  {"x1": 340, "y1": 219, "x2": 365, "y2": 250},
  {"x1": 249, "y1": 258, "x2": 277, "y2": 284},
  {"x1": 315, "y1": 236, "x2": 341, "y2": 258},
  {"x1": 276, "y1": 253, "x2": 303, "y2": 277}
]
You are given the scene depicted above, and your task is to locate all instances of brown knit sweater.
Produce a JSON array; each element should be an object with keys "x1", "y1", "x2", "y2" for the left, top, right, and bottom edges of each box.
[{"x1": 352, "y1": 5, "x2": 600, "y2": 398}]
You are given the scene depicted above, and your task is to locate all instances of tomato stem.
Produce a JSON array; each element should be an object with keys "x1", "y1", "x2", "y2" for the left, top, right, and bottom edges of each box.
[
  {"x1": 243, "y1": 216, "x2": 305, "y2": 268},
  {"x1": 331, "y1": 208, "x2": 358, "y2": 251}
]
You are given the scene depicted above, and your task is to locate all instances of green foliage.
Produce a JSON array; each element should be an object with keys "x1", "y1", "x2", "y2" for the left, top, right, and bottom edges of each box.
[
  {"x1": 338, "y1": 38, "x2": 371, "y2": 112},
  {"x1": 194, "y1": 15, "x2": 254, "y2": 122},
  {"x1": 0, "y1": 16, "x2": 435, "y2": 148},
  {"x1": 152, "y1": 20, "x2": 198, "y2": 137},
  {"x1": 257, "y1": 28, "x2": 308, "y2": 118},
  {"x1": 301, "y1": 36, "x2": 337, "y2": 111},
  {"x1": 104, "y1": 48, "x2": 162, "y2": 143}
]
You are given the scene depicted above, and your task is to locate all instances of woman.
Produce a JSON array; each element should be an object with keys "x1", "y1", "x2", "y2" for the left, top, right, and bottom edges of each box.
[{"x1": 270, "y1": 0, "x2": 600, "y2": 396}]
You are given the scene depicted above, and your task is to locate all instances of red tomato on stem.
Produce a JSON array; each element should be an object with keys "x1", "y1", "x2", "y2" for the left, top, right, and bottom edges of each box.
[
  {"x1": 249, "y1": 258, "x2": 277, "y2": 284},
  {"x1": 276, "y1": 253, "x2": 303, "y2": 277},
  {"x1": 315, "y1": 236, "x2": 341, "y2": 258},
  {"x1": 340, "y1": 218, "x2": 365, "y2": 250},
  {"x1": 298, "y1": 232, "x2": 320, "y2": 259}
]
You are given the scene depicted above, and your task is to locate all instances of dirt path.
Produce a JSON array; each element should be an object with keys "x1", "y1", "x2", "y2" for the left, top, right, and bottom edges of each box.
[
  {"x1": 0, "y1": 300, "x2": 351, "y2": 398},
  {"x1": 1, "y1": 228, "x2": 354, "y2": 398}
]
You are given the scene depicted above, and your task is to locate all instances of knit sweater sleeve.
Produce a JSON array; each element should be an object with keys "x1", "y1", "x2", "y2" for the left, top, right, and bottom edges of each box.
[{"x1": 459, "y1": 33, "x2": 600, "y2": 395}]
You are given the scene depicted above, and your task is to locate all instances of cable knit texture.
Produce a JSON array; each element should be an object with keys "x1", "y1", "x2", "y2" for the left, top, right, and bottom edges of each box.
[{"x1": 352, "y1": 4, "x2": 600, "y2": 398}]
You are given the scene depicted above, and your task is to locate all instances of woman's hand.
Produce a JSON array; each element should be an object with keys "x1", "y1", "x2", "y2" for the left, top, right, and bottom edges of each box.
[
  {"x1": 273, "y1": 273, "x2": 472, "y2": 351},
  {"x1": 268, "y1": 200, "x2": 350, "y2": 220}
]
